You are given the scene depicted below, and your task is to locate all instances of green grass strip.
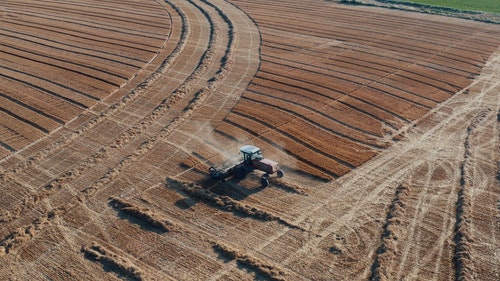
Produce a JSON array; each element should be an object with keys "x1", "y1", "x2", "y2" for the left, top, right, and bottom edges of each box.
[{"x1": 403, "y1": 0, "x2": 500, "y2": 14}]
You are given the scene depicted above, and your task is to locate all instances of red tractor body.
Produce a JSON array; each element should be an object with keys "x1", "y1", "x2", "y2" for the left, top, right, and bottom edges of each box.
[{"x1": 251, "y1": 158, "x2": 279, "y2": 174}]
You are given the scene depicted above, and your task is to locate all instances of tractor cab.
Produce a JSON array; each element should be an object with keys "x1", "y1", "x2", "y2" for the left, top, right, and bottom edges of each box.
[{"x1": 240, "y1": 145, "x2": 263, "y2": 166}]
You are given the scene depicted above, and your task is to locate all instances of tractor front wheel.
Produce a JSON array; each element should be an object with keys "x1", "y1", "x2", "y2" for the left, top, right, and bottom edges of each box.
[{"x1": 277, "y1": 170, "x2": 284, "y2": 178}]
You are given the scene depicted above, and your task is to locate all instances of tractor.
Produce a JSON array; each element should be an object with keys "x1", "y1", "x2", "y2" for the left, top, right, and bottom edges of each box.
[{"x1": 209, "y1": 145, "x2": 284, "y2": 187}]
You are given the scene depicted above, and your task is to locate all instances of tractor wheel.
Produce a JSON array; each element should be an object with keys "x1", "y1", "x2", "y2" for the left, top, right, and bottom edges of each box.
[
  {"x1": 260, "y1": 176, "x2": 269, "y2": 187},
  {"x1": 209, "y1": 167, "x2": 217, "y2": 176},
  {"x1": 233, "y1": 166, "x2": 247, "y2": 180},
  {"x1": 277, "y1": 170, "x2": 284, "y2": 178}
]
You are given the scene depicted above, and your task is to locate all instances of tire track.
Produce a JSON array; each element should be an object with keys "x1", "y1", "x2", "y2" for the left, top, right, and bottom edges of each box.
[
  {"x1": 380, "y1": 122, "x2": 459, "y2": 279},
  {"x1": 383, "y1": 66, "x2": 500, "y2": 279}
]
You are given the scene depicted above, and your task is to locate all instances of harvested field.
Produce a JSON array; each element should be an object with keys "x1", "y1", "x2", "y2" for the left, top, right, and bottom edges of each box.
[
  {"x1": 1, "y1": 0, "x2": 500, "y2": 280},
  {"x1": 0, "y1": 0, "x2": 171, "y2": 154}
]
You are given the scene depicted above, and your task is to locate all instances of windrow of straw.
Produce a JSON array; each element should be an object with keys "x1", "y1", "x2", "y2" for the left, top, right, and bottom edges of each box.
[
  {"x1": 212, "y1": 242, "x2": 286, "y2": 281},
  {"x1": 82, "y1": 243, "x2": 144, "y2": 281},
  {"x1": 109, "y1": 197, "x2": 174, "y2": 233}
]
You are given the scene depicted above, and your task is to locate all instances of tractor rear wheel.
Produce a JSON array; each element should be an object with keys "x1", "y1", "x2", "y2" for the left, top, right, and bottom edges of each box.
[{"x1": 260, "y1": 176, "x2": 269, "y2": 187}]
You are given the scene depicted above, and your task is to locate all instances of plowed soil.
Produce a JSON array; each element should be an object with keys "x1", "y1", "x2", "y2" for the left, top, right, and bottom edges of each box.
[{"x1": 1, "y1": 0, "x2": 500, "y2": 280}]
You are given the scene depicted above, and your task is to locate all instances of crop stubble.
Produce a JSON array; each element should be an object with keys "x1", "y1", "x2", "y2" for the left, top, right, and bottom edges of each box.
[
  {"x1": 0, "y1": 0, "x2": 171, "y2": 156},
  {"x1": 1, "y1": 0, "x2": 500, "y2": 280}
]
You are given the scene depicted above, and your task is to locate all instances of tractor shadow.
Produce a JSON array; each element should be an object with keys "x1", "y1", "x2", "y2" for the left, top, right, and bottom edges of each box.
[
  {"x1": 205, "y1": 171, "x2": 268, "y2": 201},
  {"x1": 172, "y1": 172, "x2": 267, "y2": 210},
  {"x1": 210, "y1": 176, "x2": 266, "y2": 201}
]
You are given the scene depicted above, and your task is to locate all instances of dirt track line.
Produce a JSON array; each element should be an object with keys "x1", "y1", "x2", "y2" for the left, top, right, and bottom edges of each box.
[
  {"x1": 382, "y1": 51, "x2": 500, "y2": 276},
  {"x1": 1, "y1": 0, "x2": 258, "y2": 276},
  {"x1": 270, "y1": 45, "x2": 466, "y2": 93},
  {"x1": 374, "y1": 59, "x2": 498, "y2": 278},
  {"x1": 0, "y1": 72, "x2": 93, "y2": 108},
  {"x1": 279, "y1": 161, "x2": 417, "y2": 269},
  {"x1": 0, "y1": 64, "x2": 104, "y2": 104},
  {"x1": 0, "y1": 42, "x2": 132, "y2": 80},
  {"x1": 390, "y1": 127, "x2": 453, "y2": 279},
  {"x1": 233, "y1": 107, "x2": 358, "y2": 169},
  {"x1": 255, "y1": 70, "x2": 408, "y2": 129},
  {"x1": 0, "y1": 141, "x2": 16, "y2": 154},
  {"x1": 55, "y1": 0, "x2": 170, "y2": 20},
  {"x1": 39, "y1": 212, "x2": 175, "y2": 280},
  {"x1": 72, "y1": 188, "x2": 260, "y2": 280},
  {"x1": 259, "y1": 56, "x2": 431, "y2": 108},
  {"x1": 394, "y1": 163, "x2": 456, "y2": 279},
  {"x1": 0, "y1": 46, "x2": 123, "y2": 87},
  {"x1": 138, "y1": 179, "x2": 295, "y2": 280},
  {"x1": 19, "y1": 1, "x2": 193, "y2": 196},
  {"x1": 222, "y1": 115, "x2": 340, "y2": 178}
]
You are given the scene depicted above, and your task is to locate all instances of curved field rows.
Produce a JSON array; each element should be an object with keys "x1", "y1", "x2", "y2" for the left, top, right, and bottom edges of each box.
[
  {"x1": 0, "y1": 0, "x2": 262, "y2": 279},
  {"x1": 0, "y1": 0, "x2": 171, "y2": 157},
  {"x1": 0, "y1": 0, "x2": 500, "y2": 280},
  {"x1": 216, "y1": 0, "x2": 500, "y2": 179}
]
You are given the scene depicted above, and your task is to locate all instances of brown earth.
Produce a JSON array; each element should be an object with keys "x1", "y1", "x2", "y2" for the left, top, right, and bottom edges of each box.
[{"x1": 1, "y1": 0, "x2": 500, "y2": 280}]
